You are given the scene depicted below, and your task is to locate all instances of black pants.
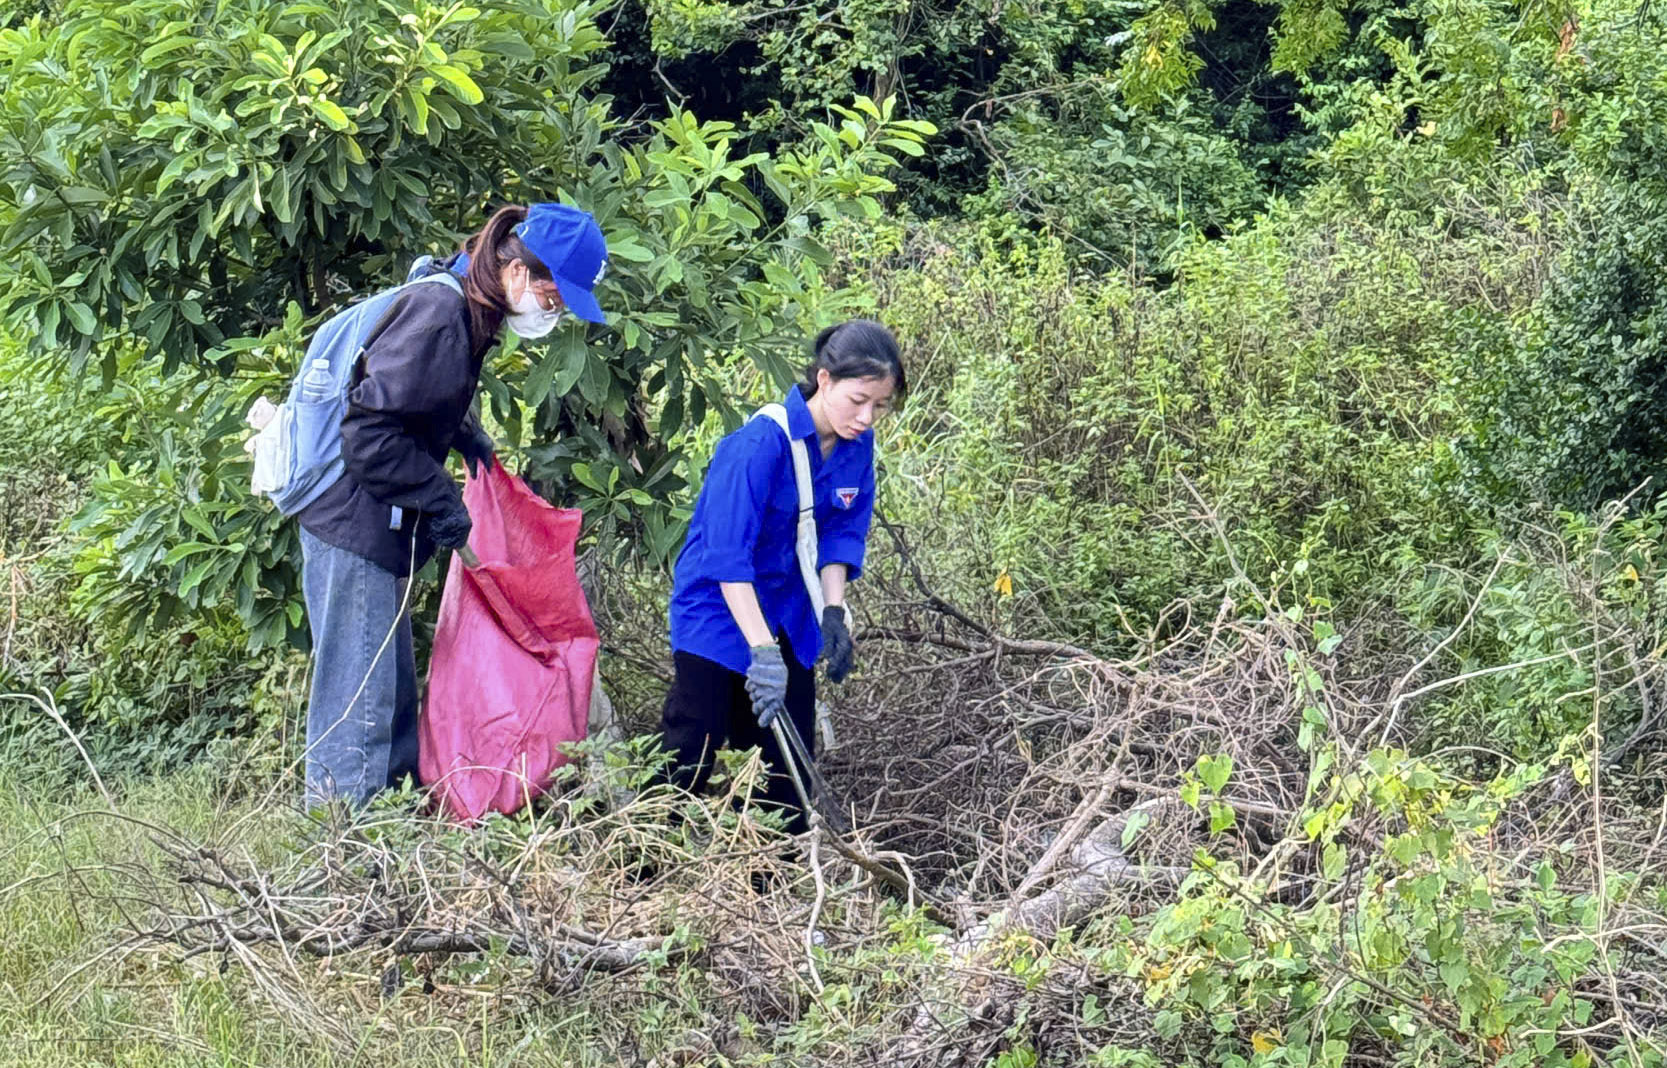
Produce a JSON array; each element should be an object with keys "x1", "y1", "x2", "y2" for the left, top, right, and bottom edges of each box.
[{"x1": 660, "y1": 635, "x2": 817, "y2": 833}]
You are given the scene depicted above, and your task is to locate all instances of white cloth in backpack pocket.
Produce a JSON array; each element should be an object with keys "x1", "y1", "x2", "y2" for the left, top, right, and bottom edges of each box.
[{"x1": 246, "y1": 397, "x2": 294, "y2": 497}]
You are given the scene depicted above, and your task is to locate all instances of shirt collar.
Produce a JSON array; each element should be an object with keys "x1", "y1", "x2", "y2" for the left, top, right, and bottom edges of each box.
[{"x1": 784, "y1": 384, "x2": 818, "y2": 441}]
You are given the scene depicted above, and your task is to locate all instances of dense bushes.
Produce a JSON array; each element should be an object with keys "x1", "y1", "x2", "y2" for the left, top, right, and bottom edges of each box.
[
  {"x1": 0, "y1": 0, "x2": 935, "y2": 652},
  {"x1": 850, "y1": 186, "x2": 1548, "y2": 646},
  {"x1": 6, "y1": 0, "x2": 1667, "y2": 1063},
  {"x1": 1456, "y1": 195, "x2": 1667, "y2": 511},
  {"x1": 0, "y1": 340, "x2": 299, "y2": 773},
  {"x1": 1, "y1": 0, "x2": 1665, "y2": 800}
]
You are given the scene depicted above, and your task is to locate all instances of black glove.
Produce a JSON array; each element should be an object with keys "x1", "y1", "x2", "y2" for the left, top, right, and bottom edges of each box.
[
  {"x1": 745, "y1": 643, "x2": 790, "y2": 728},
  {"x1": 455, "y1": 422, "x2": 494, "y2": 478},
  {"x1": 427, "y1": 497, "x2": 473, "y2": 551},
  {"x1": 820, "y1": 605, "x2": 855, "y2": 683}
]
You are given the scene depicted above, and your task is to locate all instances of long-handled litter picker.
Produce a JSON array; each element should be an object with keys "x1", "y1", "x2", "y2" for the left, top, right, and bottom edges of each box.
[
  {"x1": 766, "y1": 714, "x2": 954, "y2": 922},
  {"x1": 768, "y1": 713, "x2": 852, "y2": 834}
]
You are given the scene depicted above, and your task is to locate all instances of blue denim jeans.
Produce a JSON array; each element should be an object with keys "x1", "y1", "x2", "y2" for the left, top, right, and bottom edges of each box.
[{"x1": 300, "y1": 528, "x2": 418, "y2": 806}]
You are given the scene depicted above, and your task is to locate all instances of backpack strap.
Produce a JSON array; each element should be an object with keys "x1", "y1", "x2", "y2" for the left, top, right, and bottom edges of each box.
[
  {"x1": 369, "y1": 270, "x2": 464, "y2": 341},
  {"x1": 363, "y1": 272, "x2": 467, "y2": 531},
  {"x1": 350, "y1": 271, "x2": 467, "y2": 387},
  {"x1": 417, "y1": 270, "x2": 465, "y2": 296}
]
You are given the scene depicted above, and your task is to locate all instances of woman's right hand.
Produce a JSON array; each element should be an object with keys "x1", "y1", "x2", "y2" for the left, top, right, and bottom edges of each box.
[
  {"x1": 746, "y1": 643, "x2": 790, "y2": 727},
  {"x1": 427, "y1": 498, "x2": 473, "y2": 550}
]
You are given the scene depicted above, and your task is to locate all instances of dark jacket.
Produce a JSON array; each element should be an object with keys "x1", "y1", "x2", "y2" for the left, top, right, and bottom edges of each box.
[{"x1": 298, "y1": 262, "x2": 488, "y2": 576}]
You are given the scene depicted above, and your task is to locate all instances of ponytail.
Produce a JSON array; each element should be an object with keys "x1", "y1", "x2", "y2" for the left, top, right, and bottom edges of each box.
[
  {"x1": 801, "y1": 319, "x2": 907, "y2": 406},
  {"x1": 459, "y1": 205, "x2": 555, "y2": 351}
]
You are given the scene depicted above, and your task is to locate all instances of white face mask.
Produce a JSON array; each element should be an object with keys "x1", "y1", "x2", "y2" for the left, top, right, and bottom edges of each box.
[{"x1": 505, "y1": 274, "x2": 565, "y2": 339}]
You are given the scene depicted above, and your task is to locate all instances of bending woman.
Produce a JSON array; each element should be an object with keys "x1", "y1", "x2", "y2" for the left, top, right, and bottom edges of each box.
[
  {"x1": 298, "y1": 202, "x2": 608, "y2": 805},
  {"x1": 661, "y1": 320, "x2": 905, "y2": 831}
]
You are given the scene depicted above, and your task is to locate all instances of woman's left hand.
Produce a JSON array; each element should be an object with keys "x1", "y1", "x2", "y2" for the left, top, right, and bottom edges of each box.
[
  {"x1": 456, "y1": 424, "x2": 494, "y2": 477},
  {"x1": 820, "y1": 605, "x2": 855, "y2": 683}
]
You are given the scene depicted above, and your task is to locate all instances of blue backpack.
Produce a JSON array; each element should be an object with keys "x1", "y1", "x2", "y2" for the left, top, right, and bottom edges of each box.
[{"x1": 248, "y1": 262, "x2": 464, "y2": 516}]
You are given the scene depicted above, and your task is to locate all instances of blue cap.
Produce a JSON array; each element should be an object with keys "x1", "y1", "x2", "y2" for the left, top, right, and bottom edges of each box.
[{"x1": 514, "y1": 203, "x2": 608, "y2": 324}]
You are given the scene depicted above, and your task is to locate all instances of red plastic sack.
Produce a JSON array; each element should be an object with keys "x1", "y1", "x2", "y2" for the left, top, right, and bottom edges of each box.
[{"x1": 419, "y1": 457, "x2": 598, "y2": 822}]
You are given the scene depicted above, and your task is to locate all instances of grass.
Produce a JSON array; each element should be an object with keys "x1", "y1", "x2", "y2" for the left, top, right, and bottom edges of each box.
[
  {"x1": 0, "y1": 734, "x2": 894, "y2": 1068},
  {"x1": 0, "y1": 758, "x2": 634, "y2": 1067}
]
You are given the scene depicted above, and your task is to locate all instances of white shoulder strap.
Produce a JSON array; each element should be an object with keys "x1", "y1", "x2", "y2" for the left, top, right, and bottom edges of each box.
[
  {"x1": 753, "y1": 403, "x2": 823, "y2": 617},
  {"x1": 756, "y1": 404, "x2": 813, "y2": 514},
  {"x1": 752, "y1": 402, "x2": 842, "y2": 749}
]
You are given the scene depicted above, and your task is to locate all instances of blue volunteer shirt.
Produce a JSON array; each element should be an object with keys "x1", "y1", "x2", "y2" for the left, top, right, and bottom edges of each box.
[{"x1": 670, "y1": 385, "x2": 877, "y2": 674}]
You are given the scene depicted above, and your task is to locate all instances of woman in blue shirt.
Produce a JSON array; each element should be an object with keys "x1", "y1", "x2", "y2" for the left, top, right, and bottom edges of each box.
[{"x1": 662, "y1": 320, "x2": 905, "y2": 832}]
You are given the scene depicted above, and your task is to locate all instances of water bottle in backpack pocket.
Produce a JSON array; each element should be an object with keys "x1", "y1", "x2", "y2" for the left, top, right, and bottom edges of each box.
[
  {"x1": 291, "y1": 358, "x2": 338, "y2": 475},
  {"x1": 246, "y1": 269, "x2": 464, "y2": 515},
  {"x1": 285, "y1": 355, "x2": 346, "y2": 505}
]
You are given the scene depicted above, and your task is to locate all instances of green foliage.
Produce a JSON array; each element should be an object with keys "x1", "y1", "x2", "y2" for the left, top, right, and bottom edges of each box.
[
  {"x1": 66, "y1": 344, "x2": 302, "y2": 650},
  {"x1": 1452, "y1": 9, "x2": 1667, "y2": 511},
  {"x1": 6, "y1": 0, "x2": 1667, "y2": 1058},
  {"x1": 1123, "y1": 751, "x2": 1612, "y2": 1067},
  {"x1": 636, "y1": 0, "x2": 1300, "y2": 270},
  {"x1": 645, "y1": 0, "x2": 923, "y2": 109},
  {"x1": 1398, "y1": 499, "x2": 1667, "y2": 759},
  {"x1": 961, "y1": 91, "x2": 1265, "y2": 274},
  {"x1": 1, "y1": 0, "x2": 577, "y2": 372},
  {"x1": 0, "y1": 0, "x2": 933, "y2": 645},
  {"x1": 863, "y1": 187, "x2": 1543, "y2": 645},
  {"x1": 1117, "y1": 0, "x2": 1213, "y2": 108},
  {"x1": 0, "y1": 339, "x2": 298, "y2": 773}
]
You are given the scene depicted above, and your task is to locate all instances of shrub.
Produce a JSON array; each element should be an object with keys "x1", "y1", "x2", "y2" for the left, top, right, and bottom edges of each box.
[{"x1": 853, "y1": 192, "x2": 1546, "y2": 647}]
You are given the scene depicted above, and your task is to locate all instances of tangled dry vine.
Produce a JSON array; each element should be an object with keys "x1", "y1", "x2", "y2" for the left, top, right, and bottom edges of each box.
[{"x1": 27, "y1": 506, "x2": 1666, "y2": 1065}]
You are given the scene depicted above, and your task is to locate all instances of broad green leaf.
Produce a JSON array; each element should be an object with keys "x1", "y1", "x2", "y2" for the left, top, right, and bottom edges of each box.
[
  {"x1": 1197, "y1": 753, "x2": 1233, "y2": 794},
  {"x1": 163, "y1": 541, "x2": 219, "y2": 565},
  {"x1": 522, "y1": 346, "x2": 562, "y2": 409},
  {"x1": 551, "y1": 332, "x2": 590, "y2": 399},
  {"x1": 270, "y1": 167, "x2": 294, "y2": 224},
  {"x1": 404, "y1": 86, "x2": 431, "y2": 134},
  {"x1": 606, "y1": 240, "x2": 655, "y2": 263},
  {"x1": 181, "y1": 508, "x2": 218, "y2": 540},
  {"x1": 781, "y1": 235, "x2": 833, "y2": 266},
  {"x1": 139, "y1": 36, "x2": 198, "y2": 64},
  {"x1": 179, "y1": 558, "x2": 216, "y2": 599},
  {"x1": 311, "y1": 98, "x2": 353, "y2": 131},
  {"x1": 571, "y1": 462, "x2": 603, "y2": 492},
  {"x1": 430, "y1": 64, "x2": 484, "y2": 105},
  {"x1": 64, "y1": 301, "x2": 97, "y2": 333},
  {"x1": 54, "y1": 187, "x2": 109, "y2": 206}
]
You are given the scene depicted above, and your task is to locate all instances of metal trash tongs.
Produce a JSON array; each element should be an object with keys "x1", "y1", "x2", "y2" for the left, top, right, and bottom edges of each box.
[{"x1": 769, "y1": 713, "x2": 852, "y2": 834}]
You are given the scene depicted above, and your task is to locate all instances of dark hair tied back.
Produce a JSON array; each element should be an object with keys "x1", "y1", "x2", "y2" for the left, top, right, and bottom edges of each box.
[
  {"x1": 801, "y1": 319, "x2": 907, "y2": 405},
  {"x1": 458, "y1": 205, "x2": 554, "y2": 353}
]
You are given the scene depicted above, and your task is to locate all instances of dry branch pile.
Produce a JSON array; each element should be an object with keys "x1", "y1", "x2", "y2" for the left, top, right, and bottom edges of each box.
[
  {"x1": 91, "y1": 518, "x2": 1667, "y2": 1065},
  {"x1": 113, "y1": 596, "x2": 1321, "y2": 1059}
]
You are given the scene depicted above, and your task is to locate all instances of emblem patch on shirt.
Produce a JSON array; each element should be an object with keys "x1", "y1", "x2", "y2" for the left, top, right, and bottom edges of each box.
[{"x1": 836, "y1": 487, "x2": 860, "y2": 509}]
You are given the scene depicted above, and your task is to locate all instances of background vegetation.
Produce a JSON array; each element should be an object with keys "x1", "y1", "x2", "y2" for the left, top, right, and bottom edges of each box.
[{"x1": 3, "y1": 0, "x2": 1667, "y2": 1063}]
